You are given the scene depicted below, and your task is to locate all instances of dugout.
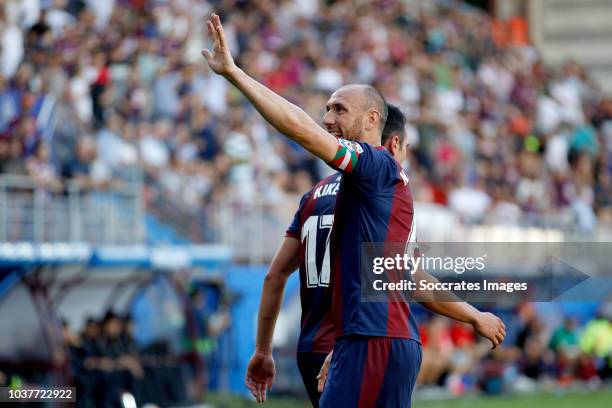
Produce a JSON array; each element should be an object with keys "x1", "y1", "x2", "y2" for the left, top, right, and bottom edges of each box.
[{"x1": 0, "y1": 242, "x2": 232, "y2": 406}]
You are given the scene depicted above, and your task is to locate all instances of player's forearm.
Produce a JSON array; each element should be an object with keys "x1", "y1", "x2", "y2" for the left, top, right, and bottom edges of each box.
[
  {"x1": 420, "y1": 300, "x2": 480, "y2": 324},
  {"x1": 255, "y1": 273, "x2": 288, "y2": 354},
  {"x1": 414, "y1": 269, "x2": 480, "y2": 324},
  {"x1": 224, "y1": 68, "x2": 335, "y2": 161},
  {"x1": 254, "y1": 237, "x2": 301, "y2": 353}
]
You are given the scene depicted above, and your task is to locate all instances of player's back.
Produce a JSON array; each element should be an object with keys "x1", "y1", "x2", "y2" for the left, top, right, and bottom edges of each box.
[{"x1": 286, "y1": 173, "x2": 340, "y2": 354}]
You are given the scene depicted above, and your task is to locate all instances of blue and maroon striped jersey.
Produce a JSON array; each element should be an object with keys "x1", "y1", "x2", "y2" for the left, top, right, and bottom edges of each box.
[
  {"x1": 286, "y1": 173, "x2": 341, "y2": 353},
  {"x1": 327, "y1": 139, "x2": 420, "y2": 341}
]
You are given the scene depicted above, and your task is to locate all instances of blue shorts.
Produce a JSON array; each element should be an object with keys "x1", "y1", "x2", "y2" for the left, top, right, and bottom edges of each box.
[{"x1": 319, "y1": 336, "x2": 422, "y2": 408}]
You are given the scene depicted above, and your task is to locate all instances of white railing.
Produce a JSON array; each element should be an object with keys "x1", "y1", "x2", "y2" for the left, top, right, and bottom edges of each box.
[
  {"x1": 0, "y1": 175, "x2": 145, "y2": 245},
  {"x1": 3, "y1": 174, "x2": 609, "y2": 263},
  {"x1": 208, "y1": 195, "x2": 300, "y2": 264},
  {"x1": 205, "y1": 196, "x2": 612, "y2": 264}
]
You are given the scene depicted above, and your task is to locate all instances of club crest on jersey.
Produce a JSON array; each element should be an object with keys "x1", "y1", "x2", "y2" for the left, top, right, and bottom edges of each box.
[
  {"x1": 338, "y1": 138, "x2": 363, "y2": 154},
  {"x1": 329, "y1": 138, "x2": 362, "y2": 173}
]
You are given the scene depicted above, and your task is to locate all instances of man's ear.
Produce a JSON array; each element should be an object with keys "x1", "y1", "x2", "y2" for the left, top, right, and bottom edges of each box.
[
  {"x1": 391, "y1": 135, "x2": 401, "y2": 156},
  {"x1": 365, "y1": 110, "x2": 380, "y2": 131},
  {"x1": 385, "y1": 135, "x2": 399, "y2": 156}
]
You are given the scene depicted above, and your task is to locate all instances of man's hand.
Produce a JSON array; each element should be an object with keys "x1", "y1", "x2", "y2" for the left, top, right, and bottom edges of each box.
[
  {"x1": 199, "y1": 13, "x2": 337, "y2": 161},
  {"x1": 316, "y1": 351, "x2": 333, "y2": 393},
  {"x1": 201, "y1": 13, "x2": 238, "y2": 77},
  {"x1": 245, "y1": 350, "x2": 275, "y2": 403},
  {"x1": 472, "y1": 312, "x2": 506, "y2": 349}
]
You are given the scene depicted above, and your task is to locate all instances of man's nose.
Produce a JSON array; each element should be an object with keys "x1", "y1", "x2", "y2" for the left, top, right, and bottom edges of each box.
[{"x1": 323, "y1": 111, "x2": 335, "y2": 126}]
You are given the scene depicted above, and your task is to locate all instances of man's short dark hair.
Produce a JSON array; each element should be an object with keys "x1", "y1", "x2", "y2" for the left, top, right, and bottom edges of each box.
[{"x1": 381, "y1": 104, "x2": 406, "y2": 145}]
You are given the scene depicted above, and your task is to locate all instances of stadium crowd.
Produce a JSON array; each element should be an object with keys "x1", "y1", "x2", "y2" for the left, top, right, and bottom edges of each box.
[
  {"x1": 0, "y1": 0, "x2": 611, "y2": 236},
  {"x1": 417, "y1": 303, "x2": 611, "y2": 395}
]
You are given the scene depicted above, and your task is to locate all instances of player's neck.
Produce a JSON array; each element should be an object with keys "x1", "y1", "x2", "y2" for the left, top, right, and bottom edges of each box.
[{"x1": 363, "y1": 132, "x2": 382, "y2": 147}]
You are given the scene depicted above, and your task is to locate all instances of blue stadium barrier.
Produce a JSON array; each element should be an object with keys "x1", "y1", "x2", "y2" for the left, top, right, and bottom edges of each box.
[{"x1": 224, "y1": 265, "x2": 300, "y2": 396}]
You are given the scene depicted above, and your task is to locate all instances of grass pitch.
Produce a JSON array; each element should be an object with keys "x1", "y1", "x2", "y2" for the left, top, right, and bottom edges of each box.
[{"x1": 205, "y1": 388, "x2": 611, "y2": 408}]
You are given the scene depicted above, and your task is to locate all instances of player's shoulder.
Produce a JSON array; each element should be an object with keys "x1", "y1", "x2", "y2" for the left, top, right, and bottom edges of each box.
[
  {"x1": 322, "y1": 172, "x2": 342, "y2": 185},
  {"x1": 354, "y1": 141, "x2": 394, "y2": 159},
  {"x1": 296, "y1": 189, "x2": 312, "y2": 208},
  {"x1": 359, "y1": 143, "x2": 400, "y2": 171},
  {"x1": 362, "y1": 144, "x2": 409, "y2": 185}
]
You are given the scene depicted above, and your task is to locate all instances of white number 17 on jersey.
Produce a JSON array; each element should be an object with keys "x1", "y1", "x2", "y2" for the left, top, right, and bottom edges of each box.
[{"x1": 301, "y1": 215, "x2": 334, "y2": 288}]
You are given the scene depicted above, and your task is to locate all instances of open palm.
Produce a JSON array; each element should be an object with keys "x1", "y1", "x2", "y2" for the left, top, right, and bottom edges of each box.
[
  {"x1": 245, "y1": 351, "x2": 275, "y2": 403},
  {"x1": 201, "y1": 13, "x2": 237, "y2": 76}
]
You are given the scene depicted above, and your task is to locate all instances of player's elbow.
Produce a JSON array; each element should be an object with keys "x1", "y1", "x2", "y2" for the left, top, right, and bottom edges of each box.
[
  {"x1": 263, "y1": 271, "x2": 287, "y2": 292},
  {"x1": 278, "y1": 108, "x2": 318, "y2": 144},
  {"x1": 277, "y1": 111, "x2": 335, "y2": 161}
]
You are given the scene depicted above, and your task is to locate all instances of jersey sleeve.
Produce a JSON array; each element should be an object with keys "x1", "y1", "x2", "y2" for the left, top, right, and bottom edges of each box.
[
  {"x1": 285, "y1": 191, "x2": 310, "y2": 239},
  {"x1": 327, "y1": 138, "x2": 398, "y2": 195}
]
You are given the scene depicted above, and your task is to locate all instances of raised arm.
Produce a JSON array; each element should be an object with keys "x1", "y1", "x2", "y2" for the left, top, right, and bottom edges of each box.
[
  {"x1": 245, "y1": 236, "x2": 301, "y2": 403},
  {"x1": 202, "y1": 14, "x2": 338, "y2": 162}
]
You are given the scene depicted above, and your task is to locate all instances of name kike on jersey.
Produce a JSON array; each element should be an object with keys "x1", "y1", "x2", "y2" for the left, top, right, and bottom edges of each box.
[{"x1": 314, "y1": 182, "x2": 340, "y2": 199}]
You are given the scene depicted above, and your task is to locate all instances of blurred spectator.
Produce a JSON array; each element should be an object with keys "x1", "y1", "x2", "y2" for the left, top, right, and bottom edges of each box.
[
  {"x1": 62, "y1": 135, "x2": 113, "y2": 189},
  {"x1": 418, "y1": 316, "x2": 455, "y2": 386},
  {"x1": 580, "y1": 313, "x2": 612, "y2": 360},
  {"x1": 61, "y1": 319, "x2": 95, "y2": 408},
  {"x1": 26, "y1": 142, "x2": 63, "y2": 191},
  {"x1": 0, "y1": 6, "x2": 24, "y2": 79},
  {"x1": 550, "y1": 317, "x2": 579, "y2": 354}
]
